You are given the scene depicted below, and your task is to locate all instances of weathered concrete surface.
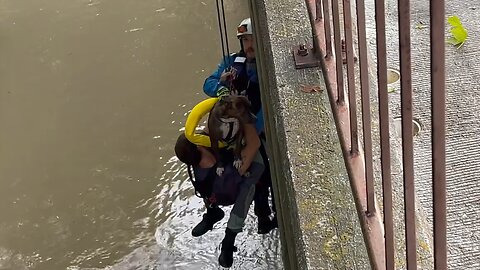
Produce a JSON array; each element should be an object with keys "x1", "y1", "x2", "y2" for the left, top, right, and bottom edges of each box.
[
  {"x1": 364, "y1": 0, "x2": 480, "y2": 268},
  {"x1": 249, "y1": 0, "x2": 371, "y2": 269}
]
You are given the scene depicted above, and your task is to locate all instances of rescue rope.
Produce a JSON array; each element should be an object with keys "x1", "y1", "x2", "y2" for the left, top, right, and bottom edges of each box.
[
  {"x1": 220, "y1": 0, "x2": 230, "y2": 58},
  {"x1": 215, "y1": 0, "x2": 230, "y2": 65}
]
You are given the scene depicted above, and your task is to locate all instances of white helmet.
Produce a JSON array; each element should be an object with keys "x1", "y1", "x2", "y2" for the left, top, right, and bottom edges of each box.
[{"x1": 236, "y1": 18, "x2": 252, "y2": 38}]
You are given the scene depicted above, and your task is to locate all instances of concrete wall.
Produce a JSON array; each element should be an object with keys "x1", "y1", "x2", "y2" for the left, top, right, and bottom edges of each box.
[{"x1": 248, "y1": 0, "x2": 371, "y2": 269}]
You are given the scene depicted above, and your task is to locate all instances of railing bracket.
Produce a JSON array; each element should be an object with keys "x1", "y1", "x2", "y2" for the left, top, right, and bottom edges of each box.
[{"x1": 292, "y1": 44, "x2": 319, "y2": 69}]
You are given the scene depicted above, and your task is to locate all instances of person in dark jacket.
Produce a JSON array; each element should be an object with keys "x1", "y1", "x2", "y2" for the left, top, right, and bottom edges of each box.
[{"x1": 174, "y1": 133, "x2": 264, "y2": 268}]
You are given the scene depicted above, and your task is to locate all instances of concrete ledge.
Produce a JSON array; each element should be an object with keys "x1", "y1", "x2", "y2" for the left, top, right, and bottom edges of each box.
[{"x1": 249, "y1": 0, "x2": 370, "y2": 269}]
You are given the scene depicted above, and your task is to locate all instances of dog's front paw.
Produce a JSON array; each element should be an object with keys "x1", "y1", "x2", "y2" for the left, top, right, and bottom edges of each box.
[
  {"x1": 233, "y1": 159, "x2": 243, "y2": 170},
  {"x1": 216, "y1": 167, "x2": 225, "y2": 176}
]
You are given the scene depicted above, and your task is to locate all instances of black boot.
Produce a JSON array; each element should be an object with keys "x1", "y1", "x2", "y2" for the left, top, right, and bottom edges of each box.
[
  {"x1": 192, "y1": 207, "x2": 224, "y2": 237},
  {"x1": 257, "y1": 215, "x2": 275, "y2": 234},
  {"x1": 218, "y1": 228, "x2": 238, "y2": 268}
]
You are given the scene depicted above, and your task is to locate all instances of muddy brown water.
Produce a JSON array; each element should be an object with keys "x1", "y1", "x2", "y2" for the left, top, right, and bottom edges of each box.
[{"x1": 0, "y1": 0, "x2": 281, "y2": 269}]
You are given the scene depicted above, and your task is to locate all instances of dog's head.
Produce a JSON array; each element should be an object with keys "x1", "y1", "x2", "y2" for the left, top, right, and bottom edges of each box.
[{"x1": 218, "y1": 94, "x2": 251, "y2": 120}]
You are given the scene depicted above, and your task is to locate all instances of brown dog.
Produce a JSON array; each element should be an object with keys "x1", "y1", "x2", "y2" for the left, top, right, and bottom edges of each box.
[{"x1": 207, "y1": 94, "x2": 254, "y2": 176}]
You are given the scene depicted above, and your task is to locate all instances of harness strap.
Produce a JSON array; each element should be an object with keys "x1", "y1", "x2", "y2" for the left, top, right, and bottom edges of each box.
[
  {"x1": 187, "y1": 165, "x2": 202, "y2": 198},
  {"x1": 225, "y1": 121, "x2": 235, "y2": 142}
]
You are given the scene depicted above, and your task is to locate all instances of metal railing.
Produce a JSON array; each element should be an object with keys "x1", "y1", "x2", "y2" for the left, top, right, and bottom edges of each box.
[{"x1": 296, "y1": 0, "x2": 447, "y2": 268}]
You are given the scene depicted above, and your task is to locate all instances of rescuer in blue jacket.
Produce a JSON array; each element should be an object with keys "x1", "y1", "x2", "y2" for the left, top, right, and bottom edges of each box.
[{"x1": 203, "y1": 18, "x2": 277, "y2": 235}]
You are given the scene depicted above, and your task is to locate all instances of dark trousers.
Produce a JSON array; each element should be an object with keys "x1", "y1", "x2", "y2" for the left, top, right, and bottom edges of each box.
[{"x1": 253, "y1": 137, "x2": 276, "y2": 217}]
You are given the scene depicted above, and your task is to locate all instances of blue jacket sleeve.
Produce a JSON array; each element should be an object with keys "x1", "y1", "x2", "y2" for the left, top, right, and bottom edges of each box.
[
  {"x1": 255, "y1": 109, "x2": 265, "y2": 134},
  {"x1": 203, "y1": 56, "x2": 235, "y2": 97}
]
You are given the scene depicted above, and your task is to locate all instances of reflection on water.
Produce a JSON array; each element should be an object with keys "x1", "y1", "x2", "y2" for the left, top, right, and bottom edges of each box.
[
  {"x1": 0, "y1": 0, "x2": 282, "y2": 269},
  {"x1": 104, "y1": 157, "x2": 283, "y2": 270}
]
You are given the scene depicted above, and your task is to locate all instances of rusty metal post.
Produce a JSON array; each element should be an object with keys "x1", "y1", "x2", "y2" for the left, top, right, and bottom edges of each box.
[
  {"x1": 316, "y1": 0, "x2": 323, "y2": 20},
  {"x1": 313, "y1": 0, "x2": 387, "y2": 266},
  {"x1": 398, "y1": 0, "x2": 417, "y2": 268},
  {"x1": 322, "y1": 0, "x2": 333, "y2": 58},
  {"x1": 342, "y1": 0, "x2": 359, "y2": 154},
  {"x1": 292, "y1": 1, "x2": 321, "y2": 70},
  {"x1": 355, "y1": 0, "x2": 375, "y2": 216},
  {"x1": 430, "y1": 0, "x2": 447, "y2": 269},
  {"x1": 305, "y1": 0, "x2": 320, "y2": 59},
  {"x1": 331, "y1": 0, "x2": 345, "y2": 104},
  {"x1": 374, "y1": 0, "x2": 395, "y2": 266}
]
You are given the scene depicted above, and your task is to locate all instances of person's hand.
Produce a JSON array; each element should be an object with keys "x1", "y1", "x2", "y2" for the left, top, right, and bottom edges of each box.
[
  {"x1": 238, "y1": 162, "x2": 249, "y2": 176},
  {"x1": 219, "y1": 69, "x2": 237, "y2": 82},
  {"x1": 238, "y1": 150, "x2": 252, "y2": 176}
]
